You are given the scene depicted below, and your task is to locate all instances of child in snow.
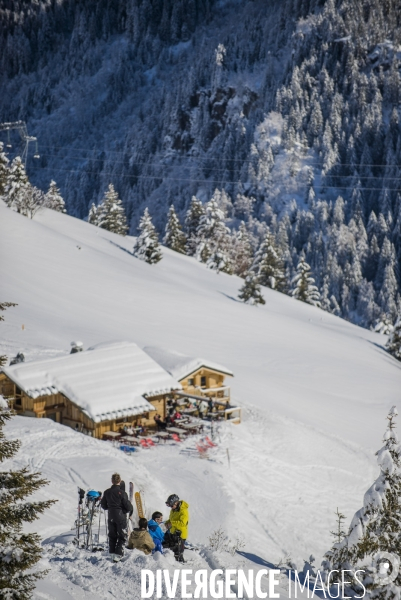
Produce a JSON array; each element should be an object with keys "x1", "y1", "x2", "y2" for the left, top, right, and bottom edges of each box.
[
  {"x1": 127, "y1": 518, "x2": 155, "y2": 555},
  {"x1": 148, "y1": 511, "x2": 165, "y2": 553}
]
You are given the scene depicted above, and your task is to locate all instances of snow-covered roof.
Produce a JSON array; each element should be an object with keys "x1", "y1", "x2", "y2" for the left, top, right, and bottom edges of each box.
[
  {"x1": 2, "y1": 341, "x2": 181, "y2": 423},
  {"x1": 143, "y1": 346, "x2": 233, "y2": 381}
]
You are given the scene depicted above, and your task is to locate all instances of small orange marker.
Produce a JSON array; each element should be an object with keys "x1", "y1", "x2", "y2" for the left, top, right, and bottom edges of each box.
[{"x1": 22, "y1": 324, "x2": 24, "y2": 330}]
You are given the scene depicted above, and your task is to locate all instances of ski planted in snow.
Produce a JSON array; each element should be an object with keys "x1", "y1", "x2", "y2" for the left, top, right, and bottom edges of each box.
[
  {"x1": 128, "y1": 481, "x2": 135, "y2": 533},
  {"x1": 135, "y1": 491, "x2": 144, "y2": 519}
]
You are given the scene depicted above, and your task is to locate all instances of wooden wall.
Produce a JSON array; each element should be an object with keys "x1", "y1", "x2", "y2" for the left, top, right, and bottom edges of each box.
[
  {"x1": 179, "y1": 368, "x2": 229, "y2": 396},
  {"x1": 0, "y1": 374, "x2": 168, "y2": 439}
]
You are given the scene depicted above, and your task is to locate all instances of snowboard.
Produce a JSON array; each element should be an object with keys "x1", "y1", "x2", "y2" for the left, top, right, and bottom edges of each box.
[{"x1": 135, "y1": 491, "x2": 144, "y2": 519}]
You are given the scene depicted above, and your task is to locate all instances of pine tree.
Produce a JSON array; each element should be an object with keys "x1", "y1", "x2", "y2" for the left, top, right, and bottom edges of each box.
[
  {"x1": 5, "y1": 157, "x2": 29, "y2": 210},
  {"x1": 97, "y1": 184, "x2": 128, "y2": 236},
  {"x1": 17, "y1": 186, "x2": 45, "y2": 219},
  {"x1": 291, "y1": 257, "x2": 321, "y2": 307},
  {"x1": 238, "y1": 273, "x2": 265, "y2": 305},
  {"x1": 88, "y1": 203, "x2": 98, "y2": 226},
  {"x1": 196, "y1": 196, "x2": 233, "y2": 274},
  {"x1": 133, "y1": 208, "x2": 162, "y2": 264},
  {"x1": 322, "y1": 407, "x2": 401, "y2": 599},
  {"x1": 386, "y1": 317, "x2": 401, "y2": 361},
  {"x1": 185, "y1": 196, "x2": 205, "y2": 256},
  {"x1": 0, "y1": 143, "x2": 9, "y2": 197},
  {"x1": 44, "y1": 180, "x2": 66, "y2": 213},
  {"x1": 164, "y1": 205, "x2": 186, "y2": 253},
  {"x1": 0, "y1": 302, "x2": 56, "y2": 599},
  {"x1": 252, "y1": 231, "x2": 287, "y2": 292},
  {"x1": 231, "y1": 222, "x2": 253, "y2": 278},
  {"x1": 374, "y1": 314, "x2": 394, "y2": 336}
]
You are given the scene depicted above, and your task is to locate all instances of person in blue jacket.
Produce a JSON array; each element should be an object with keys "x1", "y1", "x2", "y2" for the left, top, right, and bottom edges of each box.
[{"x1": 148, "y1": 511, "x2": 165, "y2": 553}]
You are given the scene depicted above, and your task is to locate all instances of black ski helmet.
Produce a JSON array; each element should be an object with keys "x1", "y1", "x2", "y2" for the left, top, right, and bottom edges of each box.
[{"x1": 166, "y1": 493, "x2": 180, "y2": 507}]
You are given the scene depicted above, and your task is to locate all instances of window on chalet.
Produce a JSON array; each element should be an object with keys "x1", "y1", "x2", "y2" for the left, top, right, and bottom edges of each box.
[
  {"x1": 200, "y1": 376, "x2": 207, "y2": 388},
  {"x1": 188, "y1": 378, "x2": 194, "y2": 386}
]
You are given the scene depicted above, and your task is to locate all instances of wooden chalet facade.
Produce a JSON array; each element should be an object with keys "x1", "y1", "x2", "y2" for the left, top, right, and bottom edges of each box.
[
  {"x1": 0, "y1": 342, "x2": 236, "y2": 437},
  {"x1": 0, "y1": 342, "x2": 180, "y2": 439},
  {"x1": 143, "y1": 346, "x2": 234, "y2": 409}
]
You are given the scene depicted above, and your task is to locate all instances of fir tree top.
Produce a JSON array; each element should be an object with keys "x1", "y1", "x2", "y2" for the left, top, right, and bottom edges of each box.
[
  {"x1": 291, "y1": 257, "x2": 321, "y2": 308},
  {"x1": 133, "y1": 208, "x2": 162, "y2": 264},
  {"x1": 164, "y1": 205, "x2": 186, "y2": 253},
  {"x1": 97, "y1": 184, "x2": 128, "y2": 236}
]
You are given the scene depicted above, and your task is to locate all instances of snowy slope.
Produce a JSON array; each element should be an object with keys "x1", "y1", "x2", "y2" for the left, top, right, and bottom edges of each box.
[
  {"x1": 1, "y1": 202, "x2": 400, "y2": 448},
  {"x1": 1, "y1": 203, "x2": 401, "y2": 596}
]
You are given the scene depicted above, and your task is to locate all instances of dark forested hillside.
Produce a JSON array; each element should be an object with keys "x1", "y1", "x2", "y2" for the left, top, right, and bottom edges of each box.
[{"x1": 1, "y1": 0, "x2": 400, "y2": 328}]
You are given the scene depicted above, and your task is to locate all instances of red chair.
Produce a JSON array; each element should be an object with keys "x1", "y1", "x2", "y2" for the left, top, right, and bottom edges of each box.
[
  {"x1": 172, "y1": 433, "x2": 182, "y2": 443},
  {"x1": 204, "y1": 436, "x2": 217, "y2": 447},
  {"x1": 140, "y1": 439, "x2": 149, "y2": 448},
  {"x1": 196, "y1": 442, "x2": 207, "y2": 454},
  {"x1": 146, "y1": 438, "x2": 156, "y2": 447}
]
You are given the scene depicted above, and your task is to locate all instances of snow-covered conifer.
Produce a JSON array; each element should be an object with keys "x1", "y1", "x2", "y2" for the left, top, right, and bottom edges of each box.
[
  {"x1": 196, "y1": 196, "x2": 232, "y2": 274},
  {"x1": 252, "y1": 231, "x2": 287, "y2": 292},
  {"x1": 238, "y1": 273, "x2": 265, "y2": 305},
  {"x1": 88, "y1": 203, "x2": 98, "y2": 226},
  {"x1": 185, "y1": 196, "x2": 205, "y2": 256},
  {"x1": 133, "y1": 208, "x2": 162, "y2": 264},
  {"x1": 0, "y1": 302, "x2": 56, "y2": 599},
  {"x1": 291, "y1": 257, "x2": 321, "y2": 307},
  {"x1": 0, "y1": 142, "x2": 9, "y2": 197},
  {"x1": 375, "y1": 315, "x2": 395, "y2": 336},
  {"x1": 322, "y1": 407, "x2": 401, "y2": 598},
  {"x1": 5, "y1": 157, "x2": 29, "y2": 210},
  {"x1": 231, "y1": 222, "x2": 253, "y2": 277},
  {"x1": 386, "y1": 318, "x2": 401, "y2": 361},
  {"x1": 164, "y1": 205, "x2": 186, "y2": 253},
  {"x1": 44, "y1": 180, "x2": 66, "y2": 213},
  {"x1": 17, "y1": 186, "x2": 45, "y2": 219},
  {"x1": 97, "y1": 184, "x2": 128, "y2": 236}
]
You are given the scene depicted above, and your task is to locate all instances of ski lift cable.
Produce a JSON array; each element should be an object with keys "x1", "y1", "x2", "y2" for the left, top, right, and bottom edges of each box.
[
  {"x1": 28, "y1": 150, "x2": 401, "y2": 182},
  {"x1": 27, "y1": 146, "x2": 401, "y2": 176},
  {"x1": 26, "y1": 163, "x2": 401, "y2": 192},
  {"x1": 34, "y1": 142, "x2": 401, "y2": 169}
]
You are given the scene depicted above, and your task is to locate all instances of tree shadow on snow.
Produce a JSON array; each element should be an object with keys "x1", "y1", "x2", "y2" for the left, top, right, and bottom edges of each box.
[
  {"x1": 237, "y1": 551, "x2": 276, "y2": 569},
  {"x1": 368, "y1": 340, "x2": 401, "y2": 370},
  {"x1": 237, "y1": 552, "x2": 326, "y2": 598},
  {"x1": 219, "y1": 291, "x2": 241, "y2": 303},
  {"x1": 108, "y1": 239, "x2": 134, "y2": 256}
]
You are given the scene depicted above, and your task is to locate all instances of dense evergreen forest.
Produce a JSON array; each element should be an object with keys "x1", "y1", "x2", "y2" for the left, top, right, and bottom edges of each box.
[{"x1": 1, "y1": 0, "x2": 400, "y2": 328}]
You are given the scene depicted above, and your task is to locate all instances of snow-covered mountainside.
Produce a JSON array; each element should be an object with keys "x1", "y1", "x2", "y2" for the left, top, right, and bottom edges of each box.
[{"x1": 1, "y1": 203, "x2": 401, "y2": 596}]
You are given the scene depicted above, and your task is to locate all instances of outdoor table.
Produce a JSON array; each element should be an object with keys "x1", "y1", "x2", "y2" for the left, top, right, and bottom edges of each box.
[
  {"x1": 177, "y1": 422, "x2": 203, "y2": 433},
  {"x1": 166, "y1": 427, "x2": 186, "y2": 435},
  {"x1": 156, "y1": 432, "x2": 171, "y2": 442},
  {"x1": 120, "y1": 436, "x2": 139, "y2": 446},
  {"x1": 183, "y1": 408, "x2": 197, "y2": 415},
  {"x1": 103, "y1": 431, "x2": 121, "y2": 439}
]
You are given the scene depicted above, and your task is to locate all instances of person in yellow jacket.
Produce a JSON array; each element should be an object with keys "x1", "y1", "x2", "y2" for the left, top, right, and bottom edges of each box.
[{"x1": 164, "y1": 494, "x2": 189, "y2": 562}]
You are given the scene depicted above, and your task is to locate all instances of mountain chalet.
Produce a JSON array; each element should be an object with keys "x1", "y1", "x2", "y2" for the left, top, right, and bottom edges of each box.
[{"x1": 0, "y1": 341, "x2": 234, "y2": 438}]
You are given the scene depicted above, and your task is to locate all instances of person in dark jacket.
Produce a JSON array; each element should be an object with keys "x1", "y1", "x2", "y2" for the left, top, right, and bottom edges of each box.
[{"x1": 101, "y1": 472, "x2": 133, "y2": 562}]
